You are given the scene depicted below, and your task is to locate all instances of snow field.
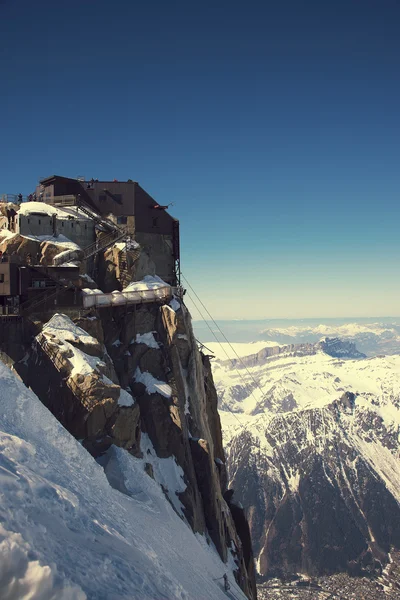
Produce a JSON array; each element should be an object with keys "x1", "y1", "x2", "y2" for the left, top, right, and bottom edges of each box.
[{"x1": 0, "y1": 361, "x2": 247, "y2": 600}]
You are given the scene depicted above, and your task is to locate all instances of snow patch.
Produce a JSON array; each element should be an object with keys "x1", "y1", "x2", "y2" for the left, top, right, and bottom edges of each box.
[
  {"x1": 133, "y1": 332, "x2": 159, "y2": 349},
  {"x1": 134, "y1": 367, "x2": 172, "y2": 398},
  {"x1": 82, "y1": 276, "x2": 172, "y2": 308},
  {"x1": 117, "y1": 388, "x2": 135, "y2": 407},
  {"x1": 169, "y1": 297, "x2": 181, "y2": 312},
  {"x1": 0, "y1": 524, "x2": 86, "y2": 600},
  {"x1": 0, "y1": 229, "x2": 17, "y2": 240},
  {"x1": 18, "y1": 201, "x2": 91, "y2": 222},
  {"x1": 140, "y1": 433, "x2": 186, "y2": 517}
]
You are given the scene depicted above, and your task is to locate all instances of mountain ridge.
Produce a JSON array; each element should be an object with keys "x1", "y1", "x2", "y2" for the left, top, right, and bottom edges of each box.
[{"x1": 213, "y1": 340, "x2": 400, "y2": 586}]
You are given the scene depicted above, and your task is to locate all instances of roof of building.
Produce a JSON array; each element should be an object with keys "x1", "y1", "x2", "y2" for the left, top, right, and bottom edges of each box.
[
  {"x1": 18, "y1": 202, "x2": 92, "y2": 222},
  {"x1": 40, "y1": 175, "x2": 138, "y2": 185}
]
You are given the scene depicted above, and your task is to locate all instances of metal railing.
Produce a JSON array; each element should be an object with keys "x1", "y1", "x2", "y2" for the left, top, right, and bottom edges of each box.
[
  {"x1": 75, "y1": 197, "x2": 125, "y2": 234},
  {"x1": 46, "y1": 194, "x2": 77, "y2": 206},
  {"x1": 0, "y1": 194, "x2": 29, "y2": 204},
  {"x1": 54, "y1": 228, "x2": 129, "y2": 266}
]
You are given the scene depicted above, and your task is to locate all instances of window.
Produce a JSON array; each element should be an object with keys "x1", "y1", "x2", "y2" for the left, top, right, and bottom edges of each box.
[
  {"x1": 61, "y1": 222, "x2": 64, "y2": 227},
  {"x1": 152, "y1": 217, "x2": 158, "y2": 227},
  {"x1": 117, "y1": 216, "x2": 127, "y2": 225},
  {"x1": 38, "y1": 219, "x2": 41, "y2": 225},
  {"x1": 28, "y1": 219, "x2": 30, "y2": 224},
  {"x1": 0, "y1": 274, "x2": 4, "y2": 283},
  {"x1": 71, "y1": 222, "x2": 74, "y2": 228},
  {"x1": 85, "y1": 224, "x2": 87, "y2": 230},
  {"x1": 32, "y1": 280, "x2": 45, "y2": 288},
  {"x1": 114, "y1": 194, "x2": 122, "y2": 204}
]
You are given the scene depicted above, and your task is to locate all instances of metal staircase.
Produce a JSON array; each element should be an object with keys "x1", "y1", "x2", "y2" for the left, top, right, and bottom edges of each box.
[
  {"x1": 56, "y1": 228, "x2": 129, "y2": 266},
  {"x1": 75, "y1": 197, "x2": 124, "y2": 234}
]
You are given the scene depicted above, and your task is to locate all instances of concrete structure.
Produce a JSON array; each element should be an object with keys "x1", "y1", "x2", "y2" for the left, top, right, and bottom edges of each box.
[
  {"x1": 16, "y1": 206, "x2": 95, "y2": 249},
  {"x1": 37, "y1": 175, "x2": 180, "y2": 285}
]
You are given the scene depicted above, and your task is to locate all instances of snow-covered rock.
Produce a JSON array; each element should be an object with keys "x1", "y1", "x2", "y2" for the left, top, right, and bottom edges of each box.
[
  {"x1": 215, "y1": 341, "x2": 400, "y2": 578},
  {"x1": 28, "y1": 314, "x2": 140, "y2": 455},
  {"x1": 7, "y1": 302, "x2": 257, "y2": 599}
]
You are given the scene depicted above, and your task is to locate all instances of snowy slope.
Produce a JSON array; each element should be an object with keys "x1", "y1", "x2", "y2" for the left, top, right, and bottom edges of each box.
[
  {"x1": 0, "y1": 362, "x2": 247, "y2": 600},
  {"x1": 214, "y1": 348, "x2": 400, "y2": 423}
]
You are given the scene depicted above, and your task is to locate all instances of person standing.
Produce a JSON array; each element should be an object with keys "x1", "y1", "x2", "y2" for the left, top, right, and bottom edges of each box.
[{"x1": 223, "y1": 574, "x2": 230, "y2": 592}]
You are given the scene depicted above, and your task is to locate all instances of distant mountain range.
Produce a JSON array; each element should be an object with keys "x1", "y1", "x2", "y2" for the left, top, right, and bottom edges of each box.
[
  {"x1": 212, "y1": 337, "x2": 400, "y2": 593},
  {"x1": 194, "y1": 318, "x2": 400, "y2": 358},
  {"x1": 258, "y1": 322, "x2": 400, "y2": 357}
]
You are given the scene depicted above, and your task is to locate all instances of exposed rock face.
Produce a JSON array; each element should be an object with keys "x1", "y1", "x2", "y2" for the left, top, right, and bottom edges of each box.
[
  {"x1": 42, "y1": 241, "x2": 83, "y2": 266},
  {"x1": 0, "y1": 231, "x2": 83, "y2": 267},
  {"x1": 27, "y1": 314, "x2": 140, "y2": 455},
  {"x1": 226, "y1": 394, "x2": 400, "y2": 579},
  {"x1": 98, "y1": 242, "x2": 144, "y2": 292},
  {"x1": 0, "y1": 233, "x2": 40, "y2": 262},
  {"x1": 92, "y1": 300, "x2": 256, "y2": 598},
  {"x1": 12, "y1": 300, "x2": 256, "y2": 599},
  {"x1": 216, "y1": 342, "x2": 400, "y2": 583}
]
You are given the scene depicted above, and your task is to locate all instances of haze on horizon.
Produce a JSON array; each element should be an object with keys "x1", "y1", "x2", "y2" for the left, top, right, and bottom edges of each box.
[{"x1": 1, "y1": 0, "x2": 399, "y2": 320}]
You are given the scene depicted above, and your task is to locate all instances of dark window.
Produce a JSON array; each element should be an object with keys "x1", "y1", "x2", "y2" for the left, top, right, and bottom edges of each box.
[
  {"x1": 32, "y1": 280, "x2": 46, "y2": 289},
  {"x1": 28, "y1": 219, "x2": 30, "y2": 224},
  {"x1": 85, "y1": 224, "x2": 87, "y2": 230},
  {"x1": 71, "y1": 222, "x2": 74, "y2": 228},
  {"x1": 152, "y1": 217, "x2": 158, "y2": 227},
  {"x1": 0, "y1": 274, "x2": 4, "y2": 283},
  {"x1": 61, "y1": 222, "x2": 64, "y2": 227},
  {"x1": 117, "y1": 216, "x2": 127, "y2": 225},
  {"x1": 38, "y1": 219, "x2": 41, "y2": 225},
  {"x1": 99, "y1": 195, "x2": 106, "y2": 202},
  {"x1": 113, "y1": 194, "x2": 122, "y2": 204}
]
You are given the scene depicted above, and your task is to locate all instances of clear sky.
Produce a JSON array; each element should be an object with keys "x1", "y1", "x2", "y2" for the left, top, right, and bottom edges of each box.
[{"x1": 1, "y1": 0, "x2": 399, "y2": 319}]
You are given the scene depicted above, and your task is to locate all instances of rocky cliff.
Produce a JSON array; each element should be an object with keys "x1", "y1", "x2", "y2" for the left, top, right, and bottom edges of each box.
[{"x1": 3, "y1": 293, "x2": 257, "y2": 598}]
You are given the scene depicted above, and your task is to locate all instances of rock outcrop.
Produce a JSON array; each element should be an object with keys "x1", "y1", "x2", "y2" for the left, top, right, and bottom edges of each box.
[
  {"x1": 0, "y1": 231, "x2": 83, "y2": 267},
  {"x1": 225, "y1": 391, "x2": 400, "y2": 580},
  {"x1": 12, "y1": 298, "x2": 256, "y2": 599},
  {"x1": 26, "y1": 314, "x2": 141, "y2": 456}
]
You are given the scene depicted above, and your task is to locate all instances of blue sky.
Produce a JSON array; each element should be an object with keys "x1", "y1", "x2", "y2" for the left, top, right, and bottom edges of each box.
[{"x1": 1, "y1": 0, "x2": 399, "y2": 319}]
